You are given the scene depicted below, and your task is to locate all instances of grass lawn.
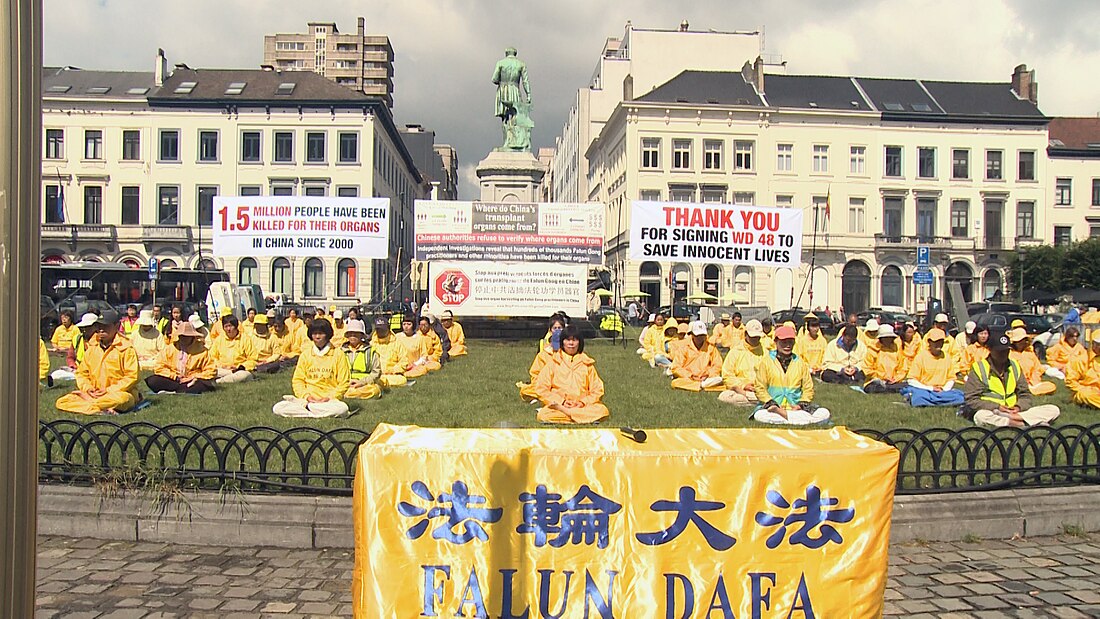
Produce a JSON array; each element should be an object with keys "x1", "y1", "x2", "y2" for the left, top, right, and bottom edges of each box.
[{"x1": 39, "y1": 328, "x2": 1100, "y2": 433}]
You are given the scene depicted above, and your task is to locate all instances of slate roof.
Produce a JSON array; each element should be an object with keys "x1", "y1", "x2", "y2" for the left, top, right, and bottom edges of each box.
[
  {"x1": 150, "y1": 68, "x2": 374, "y2": 104},
  {"x1": 637, "y1": 70, "x2": 763, "y2": 106},
  {"x1": 921, "y1": 80, "x2": 1045, "y2": 118},
  {"x1": 762, "y1": 74, "x2": 873, "y2": 111},
  {"x1": 856, "y1": 77, "x2": 941, "y2": 114},
  {"x1": 42, "y1": 66, "x2": 155, "y2": 99}
]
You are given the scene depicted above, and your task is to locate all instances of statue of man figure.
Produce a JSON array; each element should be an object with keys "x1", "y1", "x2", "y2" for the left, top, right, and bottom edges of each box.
[{"x1": 492, "y1": 47, "x2": 532, "y2": 151}]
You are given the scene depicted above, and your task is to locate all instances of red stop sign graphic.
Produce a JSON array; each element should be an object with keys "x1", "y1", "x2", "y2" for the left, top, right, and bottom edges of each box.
[{"x1": 435, "y1": 269, "x2": 470, "y2": 306}]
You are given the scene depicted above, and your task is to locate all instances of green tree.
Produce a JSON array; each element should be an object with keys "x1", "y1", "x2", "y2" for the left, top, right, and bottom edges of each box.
[
  {"x1": 1008, "y1": 244, "x2": 1064, "y2": 297},
  {"x1": 1061, "y1": 238, "x2": 1100, "y2": 289}
]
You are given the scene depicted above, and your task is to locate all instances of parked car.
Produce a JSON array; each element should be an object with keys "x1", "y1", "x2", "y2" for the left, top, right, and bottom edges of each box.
[
  {"x1": 771, "y1": 308, "x2": 840, "y2": 336},
  {"x1": 856, "y1": 308, "x2": 916, "y2": 330}
]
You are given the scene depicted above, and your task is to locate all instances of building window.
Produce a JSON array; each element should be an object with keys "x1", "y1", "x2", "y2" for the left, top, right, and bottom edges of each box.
[
  {"x1": 303, "y1": 258, "x2": 324, "y2": 298},
  {"x1": 238, "y1": 258, "x2": 258, "y2": 286},
  {"x1": 198, "y1": 130, "x2": 219, "y2": 162},
  {"x1": 917, "y1": 147, "x2": 936, "y2": 179},
  {"x1": 306, "y1": 131, "x2": 326, "y2": 163},
  {"x1": 703, "y1": 140, "x2": 723, "y2": 171},
  {"x1": 45, "y1": 129, "x2": 64, "y2": 159},
  {"x1": 811, "y1": 196, "x2": 828, "y2": 232},
  {"x1": 1093, "y1": 179, "x2": 1100, "y2": 206},
  {"x1": 337, "y1": 258, "x2": 357, "y2": 297},
  {"x1": 884, "y1": 146, "x2": 902, "y2": 177},
  {"x1": 848, "y1": 198, "x2": 865, "y2": 233},
  {"x1": 121, "y1": 130, "x2": 141, "y2": 161},
  {"x1": 672, "y1": 139, "x2": 691, "y2": 170},
  {"x1": 274, "y1": 131, "x2": 294, "y2": 163},
  {"x1": 158, "y1": 129, "x2": 179, "y2": 162},
  {"x1": 775, "y1": 195, "x2": 793, "y2": 208},
  {"x1": 639, "y1": 189, "x2": 661, "y2": 201},
  {"x1": 1091, "y1": 224, "x2": 1100, "y2": 238},
  {"x1": 44, "y1": 185, "x2": 63, "y2": 223},
  {"x1": 812, "y1": 145, "x2": 828, "y2": 173},
  {"x1": 701, "y1": 188, "x2": 725, "y2": 203},
  {"x1": 1056, "y1": 178, "x2": 1072, "y2": 206},
  {"x1": 1016, "y1": 201, "x2": 1034, "y2": 239},
  {"x1": 338, "y1": 132, "x2": 358, "y2": 163},
  {"x1": 121, "y1": 186, "x2": 140, "y2": 225},
  {"x1": 734, "y1": 140, "x2": 754, "y2": 171},
  {"x1": 985, "y1": 150, "x2": 1003, "y2": 180},
  {"x1": 950, "y1": 200, "x2": 969, "y2": 238},
  {"x1": 84, "y1": 130, "x2": 103, "y2": 160},
  {"x1": 1054, "y1": 226, "x2": 1072, "y2": 246},
  {"x1": 241, "y1": 131, "x2": 261, "y2": 163},
  {"x1": 776, "y1": 144, "x2": 793, "y2": 172},
  {"x1": 881, "y1": 266, "x2": 904, "y2": 308},
  {"x1": 641, "y1": 138, "x2": 660, "y2": 169},
  {"x1": 916, "y1": 198, "x2": 936, "y2": 241},
  {"x1": 157, "y1": 186, "x2": 179, "y2": 225},
  {"x1": 1018, "y1": 150, "x2": 1036, "y2": 181},
  {"x1": 951, "y1": 149, "x2": 969, "y2": 179},
  {"x1": 272, "y1": 185, "x2": 294, "y2": 196},
  {"x1": 83, "y1": 186, "x2": 102, "y2": 224},
  {"x1": 849, "y1": 146, "x2": 866, "y2": 175},
  {"x1": 197, "y1": 186, "x2": 217, "y2": 227},
  {"x1": 239, "y1": 185, "x2": 262, "y2": 197},
  {"x1": 271, "y1": 258, "x2": 291, "y2": 295},
  {"x1": 669, "y1": 187, "x2": 694, "y2": 202},
  {"x1": 304, "y1": 186, "x2": 326, "y2": 197},
  {"x1": 336, "y1": 186, "x2": 359, "y2": 197},
  {"x1": 883, "y1": 197, "x2": 903, "y2": 239},
  {"x1": 732, "y1": 192, "x2": 754, "y2": 205}
]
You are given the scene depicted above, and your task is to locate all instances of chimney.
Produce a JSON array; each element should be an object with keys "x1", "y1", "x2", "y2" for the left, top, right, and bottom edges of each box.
[
  {"x1": 679, "y1": 19, "x2": 689, "y2": 32},
  {"x1": 154, "y1": 48, "x2": 167, "y2": 86},
  {"x1": 357, "y1": 16, "x2": 365, "y2": 36},
  {"x1": 1012, "y1": 63, "x2": 1038, "y2": 104},
  {"x1": 753, "y1": 56, "x2": 764, "y2": 93},
  {"x1": 623, "y1": 74, "x2": 634, "y2": 101}
]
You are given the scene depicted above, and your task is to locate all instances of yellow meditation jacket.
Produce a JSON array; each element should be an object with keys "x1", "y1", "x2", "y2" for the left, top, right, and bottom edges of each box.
[
  {"x1": 130, "y1": 328, "x2": 165, "y2": 361},
  {"x1": 867, "y1": 345, "x2": 908, "y2": 383},
  {"x1": 671, "y1": 339, "x2": 722, "y2": 380},
  {"x1": 250, "y1": 331, "x2": 281, "y2": 364},
  {"x1": 51, "y1": 324, "x2": 79, "y2": 350},
  {"x1": 39, "y1": 338, "x2": 49, "y2": 382},
  {"x1": 907, "y1": 349, "x2": 955, "y2": 387},
  {"x1": 533, "y1": 352, "x2": 605, "y2": 407},
  {"x1": 293, "y1": 345, "x2": 350, "y2": 400},
  {"x1": 77, "y1": 336, "x2": 140, "y2": 400},
  {"x1": 209, "y1": 334, "x2": 257, "y2": 371},
  {"x1": 1047, "y1": 339, "x2": 1088, "y2": 371},
  {"x1": 1010, "y1": 348, "x2": 1048, "y2": 387},
  {"x1": 754, "y1": 351, "x2": 814, "y2": 409},
  {"x1": 721, "y1": 344, "x2": 766, "y2": 389},
  {"x1": 371, "y1": 332, "x2": 408, "y2": 375},
  {"x1": 793, "y1": 332, "x2": 827, "y2": 371},
  {"x1": 154, "y1": 341, "x2": 216, "y2": 381},
  {"x1": 1066, "y1": 354, "x2": 1100, "y2": 393},
  {"x1": 445, "y1": 322, "x2": 467, "y2": 355}
]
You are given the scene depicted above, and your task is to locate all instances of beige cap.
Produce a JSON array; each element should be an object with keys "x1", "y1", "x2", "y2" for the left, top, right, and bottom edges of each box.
[
  {"x1": 744, "y1": 319, "x2": 764, "y2": 338},
  {"x1": 1009, "y1": 327, "x2": 1029, "y2": 343},
  {"x1": 926, "y1": 328, "x2": 947, "y2": 342},
  {"x1": 877, "y1": 324, "x2": 897, "y2": 339},
  {"x1": 690, "y1": 321, "x2": 708, "y2": 336}
]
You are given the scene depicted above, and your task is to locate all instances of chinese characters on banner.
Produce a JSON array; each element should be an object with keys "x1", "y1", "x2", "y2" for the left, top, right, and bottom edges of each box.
[
  {"x1": 415, "y1": 200, "x2": 605, "y2": 265},
  {"x1": 353, "y1": 425, "x2": 899, "y2": 618},
  {"x1": 428, "y1": 261, "x2": 588, "y2": 318},
  {"x1": 212, "y1": 196, "x2": 390, "y2": 258},
  {"x1": 629, "y1": 201, "x2": 804, "y2": 269}
]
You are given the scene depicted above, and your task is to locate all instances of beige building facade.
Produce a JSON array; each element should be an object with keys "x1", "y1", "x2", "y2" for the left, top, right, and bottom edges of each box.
[
  {"x1": 1046, "y1": 117, "x2": 1100, "y2": 244},
  {"x1": 40, "y1": 59, "x2": 426, "y2": 305},
  {"x1": 586, "y1": 63, "x2": 1049, "y2": 316},
  {"x1": 263, "y1": 18, "x2": 395, "y2": 107}
]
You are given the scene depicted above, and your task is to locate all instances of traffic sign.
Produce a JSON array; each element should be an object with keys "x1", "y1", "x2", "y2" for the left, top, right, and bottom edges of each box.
[
  {"x1": 917, "y1": 246, "x2": 930, "y2": 266},
  {"x1": 148, "y1": 257, "x2": 159, "y2": 281},
  {"x1": 913, "y1": 268, "x2": 934, "y2": 285}
]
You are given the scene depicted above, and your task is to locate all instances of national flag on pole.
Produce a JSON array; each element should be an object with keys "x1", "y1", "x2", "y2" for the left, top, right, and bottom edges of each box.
[
  {"x1": 54, "y1": 184, "x2": 66, "y2": 222},
  {"x1": 824, "y1": 187, "x2": 831, "y2": 220}
]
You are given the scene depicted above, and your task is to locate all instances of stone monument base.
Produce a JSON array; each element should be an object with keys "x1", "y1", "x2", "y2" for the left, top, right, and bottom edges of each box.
[{"x1": 475, "y1": 150, "x2": 546, "y2": 202}]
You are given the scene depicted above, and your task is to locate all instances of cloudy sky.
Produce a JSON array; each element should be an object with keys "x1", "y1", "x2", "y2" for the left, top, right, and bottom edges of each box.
[{"x1": 46, "y1": 0, "x2": 1100, "y2": 198}]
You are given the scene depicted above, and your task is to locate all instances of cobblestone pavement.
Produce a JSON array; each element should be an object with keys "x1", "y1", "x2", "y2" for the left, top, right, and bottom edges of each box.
[{"x1": 34, "y1": 534, "x2": 1100, "y2": 618}]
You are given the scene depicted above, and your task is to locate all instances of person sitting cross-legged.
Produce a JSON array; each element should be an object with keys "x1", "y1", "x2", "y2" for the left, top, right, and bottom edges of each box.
[
  {"x1": 902, "y1": 328, "x2": 965, "y2": 407},
  {"x1": 395, "y1": 315, "x2": 434, "y2": 378},
  {"x1": 130, "y1": 309, "x2": 165, "y2": 370},
  {"x1": 532, "y1": 325, "x2": 609, "y2": 424},
  {"x1": 55, "y1": 311, "x2": 141, "y2": 415},
  {"x1": 440, "y1": 310, "x2": 467, "y2": 357},
  {"x1": 1046, "y1": 327, "x2": 1088, "y2": 381},
  {"x1": 343, "y1": 319, "x2": 382, "y2": 400},
  {"x1": 717, "y1": 324, "x2": 768, "y2": 406},
  {"x1": 371, "y1": 316, "x2": 409, "y2": 388},
  {"x1": 1066, "y1": 331, "x2": 1100, "y2": 409},
  {"x1": 1008, "y1": 327, "x2": 1056, "y2": 396},
  {"x1": 273, "y1": 319, "x2": 351, "y2": 419},
  {"x1": 708, "y1": 313, "x2": 736, "y2": 350},
  {"x1": 518, "y1": 317, "x2": 565, "y2": 402},
  {"x1": 50, "y1": 310, "x2": 79, "y2": 353},
  {"x1": 670, "y1": 321, "x2": 725, "y2": 392},
  {"x1": 145, "y1": 321, "x2": 217, "y2": 394},
  {"x1": 793, "y1": 312, "x2": 828, "y2": 375},
  {"x1": 961, "y1": 324, "x2": 991, "y2": 377},
  {"x1": 750, "y1": 325, "x2": 830, "y2": 425},
  {"x1": 820, "y1": 325, "x2": 867, "y2": 385},
  {"x1": 960, "y1": 328, "x2": 1060, "y2": 427},
  {"x1": 416, "y1": 316, "x2": 444, "y2": 370},
  {"x1": 209, "y1": 315, "x2": 257, "y2": 384},
  {"x1": 864, "y1": 324, "x2": 909, "y2": 394},
  {"x1": 270, "y1": 317, "x2": 299, "y2": 367},
  {"x1": 249, "y1": 314, "x2": 283, "y2": 374}
]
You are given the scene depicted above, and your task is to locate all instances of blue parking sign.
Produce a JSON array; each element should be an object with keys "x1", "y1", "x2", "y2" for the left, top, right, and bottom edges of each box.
[
  {"x1": 148, "y1": 257, "x2": 159, "y2": 281},
  {"x1": 917, "y1": 246, "x2": 930, "y2": 266}
]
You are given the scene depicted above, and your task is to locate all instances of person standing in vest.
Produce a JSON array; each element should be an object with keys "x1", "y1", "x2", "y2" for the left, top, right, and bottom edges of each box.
[
  {"x1": 961, "y1": 328, "x2": 1060, "y2": 427},
  {"x1": 343, "y1": 319, "x2": 382, "y2": 400}
]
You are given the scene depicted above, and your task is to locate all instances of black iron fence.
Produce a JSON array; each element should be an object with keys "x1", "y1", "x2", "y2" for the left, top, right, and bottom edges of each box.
[{"x1": 38, "y1": 420, "x2": 1100, "y2": 496}]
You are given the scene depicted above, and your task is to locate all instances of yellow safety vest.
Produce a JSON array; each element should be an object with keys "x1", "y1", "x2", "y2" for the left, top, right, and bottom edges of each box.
[
  {"x1": 74, "y1": 332, "x2": 86, "y2": 364},
  {"x1": 346, "y1": 347, "x2": 377, "y2": 380},
  {"x1": 972, "y1": 359, "x2": 1021, "y2": 408},
  {"x1": 388, "y1": 314, "x2": 402, "y2": 332}
]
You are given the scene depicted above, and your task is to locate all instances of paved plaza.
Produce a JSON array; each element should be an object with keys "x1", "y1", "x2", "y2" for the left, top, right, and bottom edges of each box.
[{"x1": 33, "y1": 534, "x2": 1100, "y2": 618}]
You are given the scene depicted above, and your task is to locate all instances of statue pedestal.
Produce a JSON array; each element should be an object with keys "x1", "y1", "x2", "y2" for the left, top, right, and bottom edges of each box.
[{"x1": 475, "y1": 150, "x2": 546, "y2": 202}]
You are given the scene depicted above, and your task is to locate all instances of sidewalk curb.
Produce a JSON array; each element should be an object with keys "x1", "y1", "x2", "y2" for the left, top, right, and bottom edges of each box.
[{"x1": 37, "y1": 484, "x2": 1100, "y2": 549}]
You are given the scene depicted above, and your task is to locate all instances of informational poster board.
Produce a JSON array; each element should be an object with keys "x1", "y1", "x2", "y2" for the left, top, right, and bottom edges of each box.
[
  {"x1": 629, "y1": 201, "x2": 803, "y2": 269},
  {"x1": 428, "y1": 261, "x2": 586, "y2": 317},
  {"x1": 212, "y1": 196, "x2": 390, "y2": 258},
  {"x1": 415, "y1": 200, "x2": 605, "y2": 265}
]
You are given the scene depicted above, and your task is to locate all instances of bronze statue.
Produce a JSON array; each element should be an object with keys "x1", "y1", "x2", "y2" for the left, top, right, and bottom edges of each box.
[{"x1": 492, "y1": 47, "x2": 533, "y2": 152}]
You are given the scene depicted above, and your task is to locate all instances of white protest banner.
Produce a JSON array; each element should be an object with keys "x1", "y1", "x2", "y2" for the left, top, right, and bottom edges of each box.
[
  {"x1": 415, "y1": 200, "x2": 605, "y2": 265},
  {"x1": 212, "y1": 196, "x2": 390, "y2": 258},
  {"x1": 629, "y1": 200, "x2": 803, "y2": 269},
  {"x1": 428, "y1": 261, "x2": 586, "y2": 317}
]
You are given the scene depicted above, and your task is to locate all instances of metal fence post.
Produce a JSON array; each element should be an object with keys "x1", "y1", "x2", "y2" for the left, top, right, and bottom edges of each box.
[{"x1": 0, "y1": 0, "x2": 42, "y2": 615}]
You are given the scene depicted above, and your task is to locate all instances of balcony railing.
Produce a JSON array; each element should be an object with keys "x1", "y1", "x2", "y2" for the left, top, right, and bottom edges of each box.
[
  {"x1": 141, "y1": 225, "x2": 192, "y2": 243},
  {"x1": 873, "y1": 234, "x2": 975, "y2": 250},
  {"x1": 41, "y1": 224, "x2": 116, "y2": 246}
]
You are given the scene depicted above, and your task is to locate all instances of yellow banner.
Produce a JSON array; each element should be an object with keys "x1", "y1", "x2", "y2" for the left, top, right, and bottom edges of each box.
[{"x1": 353, "y1": 425, "x2": 899, "y2": 618}]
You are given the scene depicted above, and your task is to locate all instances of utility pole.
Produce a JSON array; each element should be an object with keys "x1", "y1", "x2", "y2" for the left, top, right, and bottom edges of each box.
[{"x1": 0, "y1": 0, "x2": 42, "y2": 616}]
